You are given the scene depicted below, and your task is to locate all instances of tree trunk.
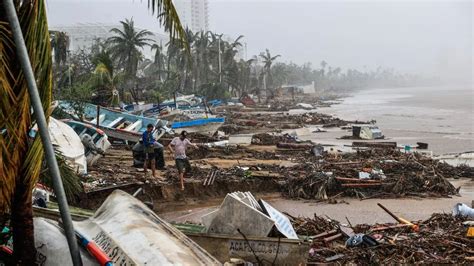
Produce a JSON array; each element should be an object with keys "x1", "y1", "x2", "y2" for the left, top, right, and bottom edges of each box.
[{"x1": 11, "y1": 179, "x2": 36, "y2": 265}]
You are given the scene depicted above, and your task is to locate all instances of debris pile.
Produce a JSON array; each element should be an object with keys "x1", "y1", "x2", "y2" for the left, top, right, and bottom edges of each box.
[
  {"x1": 222, "y1": 111, "x2": 367, "y2": 134},
  {"x1": 287, "y1": 213, "x2": 340, "y2": 236},
  {"x1": 296, "y1": 213, "x2": 473, "y2": 264},
  {"x1": 251, "y1": 133, "x2": 297, "y2": 145},
  {"x1": 284, "y1": 150, "x2": 462, "y2": 199}
]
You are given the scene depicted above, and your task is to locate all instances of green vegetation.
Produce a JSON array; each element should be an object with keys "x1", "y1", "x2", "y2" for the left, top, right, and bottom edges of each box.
[{"x1": 54, "y1": 22, "x2": 428, "y2": 106}]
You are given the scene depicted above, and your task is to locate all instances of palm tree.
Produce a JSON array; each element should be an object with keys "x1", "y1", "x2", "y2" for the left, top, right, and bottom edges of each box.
[
  {"x1": 108, "y1": 18, "x2": 154, "y2": 78},
  {"x1": 1, "y1": 0, "x2": 185, "y2": 264},
  {"x1": 50, "y1": 31, "x2": 70, "y2": 68},
  {"x1": 151, "y1": 43, "x2": 166, "y2": 81},
  {"x1": 0, "y1": 1, "x2": 53, "y2": 263},
  {"x1": 259, "y1": 49, "x2": 280, "y2": 98}
]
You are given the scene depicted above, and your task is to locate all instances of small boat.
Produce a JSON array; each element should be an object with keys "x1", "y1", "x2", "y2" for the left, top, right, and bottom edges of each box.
[
  {"x1": 172, "y1": 117, "x2": 225, "y2": 135},
  {"x1": 32, "y1": 190, "x2": 219, "y2": 265},
  {"x1": 181, "y1": 229, "x2": 309, "y2": 265},
  {"x1": 63, "y1": 119, "x2": 111, "y2": 166},
  {"x1": 57, "y1": 101, "x2": 169, "y2": 143},
  {"x1": 33, "y1": 193, "x2": 309, "y2": 265},
  {"x1": 30, "y1": 117, "x2": 87, "y2": 174}
]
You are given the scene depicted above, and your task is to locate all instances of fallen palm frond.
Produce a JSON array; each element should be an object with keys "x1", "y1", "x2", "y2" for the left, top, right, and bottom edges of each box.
[{"x1": 39, "y1": 150, "x2": 83, "y2": 203}]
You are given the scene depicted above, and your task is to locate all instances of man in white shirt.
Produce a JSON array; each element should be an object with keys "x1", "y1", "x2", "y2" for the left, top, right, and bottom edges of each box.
[{"x1": 168, "y1": 131, "x2": 198, "y2": 190}]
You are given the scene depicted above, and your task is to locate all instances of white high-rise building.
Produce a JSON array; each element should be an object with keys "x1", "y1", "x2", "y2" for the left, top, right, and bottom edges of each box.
[{"x1": 173, "y1": 0, "x2": 209, "y2": 33}]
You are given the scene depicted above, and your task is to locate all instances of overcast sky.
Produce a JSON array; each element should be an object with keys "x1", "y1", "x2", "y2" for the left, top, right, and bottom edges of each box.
[{"x1": 46, "y1": 0, "x2": 472, "y2": 83}]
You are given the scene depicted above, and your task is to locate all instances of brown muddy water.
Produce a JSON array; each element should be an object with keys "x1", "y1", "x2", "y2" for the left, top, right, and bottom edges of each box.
[
  {"x1": 159, "y1": 178, "x2": 474, "y2": 225},
  {"x1": 317, "y1": 86, "x2": 474, "y2": 155}
]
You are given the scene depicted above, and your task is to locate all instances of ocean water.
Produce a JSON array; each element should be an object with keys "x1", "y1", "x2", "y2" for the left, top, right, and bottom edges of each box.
[{"x1": 318, "y1": 86, "x2": 474, "y2": 155}]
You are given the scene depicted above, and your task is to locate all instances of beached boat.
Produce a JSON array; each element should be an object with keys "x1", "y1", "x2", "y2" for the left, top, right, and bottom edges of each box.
[
  {"x1": 32, "y1": 190, "x2": 219, "y2": 265},
  {"x1": 30, "y1": 117, "x2": 87, "y2": 175},
  {"x1": 172, "y1": 117, "x2": 225, "y2": 135},
  {"x1": 57, "y1": 101, "x2": 170, "y2": 143},
  {"x1": 181, "y1": 229, "x2": 309, "y2": 265},
  {"x1": 33, "y1": 195, "x2": 309, "y2": 265},
  {"x1": 63, "y1": 120, "x2": 111, "y2": 166}
]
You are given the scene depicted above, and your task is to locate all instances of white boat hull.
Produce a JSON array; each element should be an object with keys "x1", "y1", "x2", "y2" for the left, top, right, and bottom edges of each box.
[{"x1": 174, "y1": 122, "x2": 223, "y2": 136}]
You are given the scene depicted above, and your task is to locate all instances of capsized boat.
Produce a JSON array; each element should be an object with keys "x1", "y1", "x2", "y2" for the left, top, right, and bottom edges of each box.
[
  {"x1": 30, "y1": 117, "x2": 87, "y2": 175},
  {"x1": 32, "y1": 191, "x2": 309, "y2": 265},
  {"x1": 64, "y1": 119, "x2": 111, "y2": 166},
  {"x1": 57, "y1": 101, "x2": 170, "y2": 143},
  {"x1": 32, "y1": 190, "x2": 219, "y2": 265},
  {"x1": 172, "y1": 117, "x2": 225, "y2": 135}
]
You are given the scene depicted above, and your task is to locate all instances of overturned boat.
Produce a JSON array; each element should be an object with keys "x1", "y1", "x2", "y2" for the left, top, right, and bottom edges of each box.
[
  {"x1": 57, "y1": 101, "x2": 170, "y2": 143},
  {"x1": 33, "y1": 190, "x2": 220, "y2": 265},
  {"x1": 30, "y1": 117, "x2": 87, "y2": 175},
  {"x1": 64, "y1": 119, "x2": 111, "y2": 166}
]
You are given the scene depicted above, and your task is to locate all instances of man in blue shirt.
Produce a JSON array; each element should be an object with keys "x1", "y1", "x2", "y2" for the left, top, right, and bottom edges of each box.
[{"x1": 143, "y1": 124, "x2": 157, "y2": 178}]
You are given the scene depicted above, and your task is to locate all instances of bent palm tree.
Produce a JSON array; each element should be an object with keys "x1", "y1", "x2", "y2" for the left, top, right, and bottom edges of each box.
[
  {"x1": 0, "y1": 0, "x2": 185, "y2": 264},
  {"x1": 259, "y1": 49, "x2": 280, "y2": 99}
]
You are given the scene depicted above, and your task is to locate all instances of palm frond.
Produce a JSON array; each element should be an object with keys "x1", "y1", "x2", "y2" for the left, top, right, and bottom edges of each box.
[
  {"x1": 1, "y1": 0, "x2": 53, "y2": 213},
  {"x1": 147, "y1": 0, "x2": 188, "y2": 51},
  {"x1": 39, "y1": 150, "x2": 83, "y2": 203}
]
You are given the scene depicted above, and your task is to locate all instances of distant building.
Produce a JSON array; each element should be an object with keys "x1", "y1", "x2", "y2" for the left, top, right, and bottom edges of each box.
[
  {"x1": 50, "y1": 23, "x2": 168, "y2": 59},
  {"x1": 173, "y1": 0, "x2": 209, "y2": 32}
]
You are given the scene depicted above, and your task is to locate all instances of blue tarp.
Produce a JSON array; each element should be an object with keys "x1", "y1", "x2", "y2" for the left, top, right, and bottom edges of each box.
[{"x1": 171, "y1": 117, "x2": 225, "y2": 129}]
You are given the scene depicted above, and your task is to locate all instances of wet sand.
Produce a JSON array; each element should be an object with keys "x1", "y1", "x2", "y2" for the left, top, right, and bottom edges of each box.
[{"x1": 160, "y1": 178, "x2": 473, "y2": 225}]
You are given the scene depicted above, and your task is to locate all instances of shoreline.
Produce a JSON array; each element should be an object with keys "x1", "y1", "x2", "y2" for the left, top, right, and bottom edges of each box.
[{"x1": 314, "y1": 86, "x2": 474, "y2": 155}]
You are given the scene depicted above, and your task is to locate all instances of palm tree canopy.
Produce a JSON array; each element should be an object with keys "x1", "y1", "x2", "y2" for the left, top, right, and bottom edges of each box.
[
  {"x1": 260, "y1": 49, "x2": 280, "y2": 71},
  {"x1": 108, "y1": 18, "x2": 154, "y2": 77}
]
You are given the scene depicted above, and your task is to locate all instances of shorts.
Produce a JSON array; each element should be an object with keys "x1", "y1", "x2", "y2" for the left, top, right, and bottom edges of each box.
[
  {"x1": 145, "y1": 146, "x2": 155, "y2": 160},
  {"x1": 175, "y1": 158, "x2": 192, "y2": 174},
  {"x1": 145, "y1": 152, "x2": 155, "y2": 161}
]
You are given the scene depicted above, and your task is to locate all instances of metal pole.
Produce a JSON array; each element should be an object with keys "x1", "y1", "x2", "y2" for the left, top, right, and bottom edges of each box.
[
  {"x1": 4, "y1": 1, "x2": 83, "y2": 265},
  {"x1": 218, "y1": 37, "x2": 222, "y2": 83}
]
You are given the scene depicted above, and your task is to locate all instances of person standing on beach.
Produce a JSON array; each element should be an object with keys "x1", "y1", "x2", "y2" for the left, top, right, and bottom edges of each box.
[
  {"x1": 142, "y1": 124, "x2": 157, "y2": 178},
  {"x1": 168, "y1": 131, "x2": 198, "y2": 190}
]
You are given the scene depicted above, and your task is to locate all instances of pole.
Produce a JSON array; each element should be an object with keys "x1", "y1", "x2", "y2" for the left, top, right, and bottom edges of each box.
[
  {"x1": 218, "y1": 37, "x2": 222, "y2": 83},
  {"x1": 96, "y1": 105, "x2": 100, "y2": 128},
  {"x1": 4, "y1": 1, "x2": 83, "y2": 265}
]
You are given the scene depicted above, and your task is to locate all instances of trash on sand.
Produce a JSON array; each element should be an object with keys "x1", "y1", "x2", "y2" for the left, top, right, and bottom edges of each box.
[
  {"x1": 345, "y1": 233, "x2": 378, "y2": 247},
  {"x1": 453, "y1": 203, "x2": 474, "y2": 218},
  {"x1": 352, "y1": 125, "x2": 384, "y2": 140},
  {"x1": 358, "y1": 172, "x2": 371, "y2": 179},
  {"x1": 312, "y1": 145, "x2": 324, "y2": 156},
  {"x1": 205, "y1": 140, "x2": 229, "y2": 147},
  {"x1": 202, "y1": 192, "x2": 298, "y2": 239},
  {"x1": 352, "y1": 141, "x2": 397, "y2": 149},
  {"x1": 296, "y1": 103, "x2": 314, "y2": 109}
]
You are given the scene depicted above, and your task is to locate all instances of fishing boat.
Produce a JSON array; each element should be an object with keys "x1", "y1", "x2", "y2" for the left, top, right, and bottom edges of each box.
[
  {"x1": 172, "y1": 117, "x2": 225, "y2": 135},
  {"x1": 30, "y1": 117, "x2": 87, "y2": 175},
  {"x1": 32, "y1": 190, "x2": 219, "y2": 265},
  {"x1": 178, "y1": 225, "x2": 309, "y2": 265},
  {"x1": 63, "y1": 120, "x2": 111, "y2": 166},
  {"x1": 57, "y1": 101, "x2": 170, "y2": 143},
  {"x1": 32, "y1": 191, "x2": 309, "y2": 265}
]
